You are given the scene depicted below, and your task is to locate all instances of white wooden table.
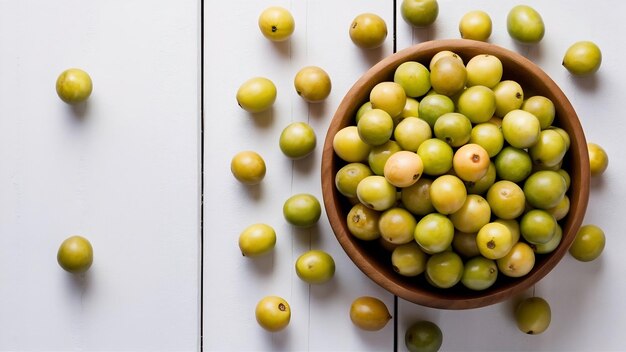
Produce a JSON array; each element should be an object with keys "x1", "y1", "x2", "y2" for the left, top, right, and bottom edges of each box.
[{"x1": 1, "y1": 0, "x2": 625, "y2": 351}]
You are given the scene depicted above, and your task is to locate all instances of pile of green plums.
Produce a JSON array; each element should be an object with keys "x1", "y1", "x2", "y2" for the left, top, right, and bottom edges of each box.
[{"x1": 333, "y1": 50, "x2": 580, "y2": 292}]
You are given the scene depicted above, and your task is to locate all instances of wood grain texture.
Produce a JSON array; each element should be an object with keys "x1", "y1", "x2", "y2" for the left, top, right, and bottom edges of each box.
[{"x1": 321, "y1": 39, "x2": 590, "y2": 310}]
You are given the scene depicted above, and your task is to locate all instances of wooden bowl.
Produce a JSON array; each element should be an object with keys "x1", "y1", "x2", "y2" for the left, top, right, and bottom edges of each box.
[{"x1": 321, "y1": 39, "x2": 590, "y2": 309}]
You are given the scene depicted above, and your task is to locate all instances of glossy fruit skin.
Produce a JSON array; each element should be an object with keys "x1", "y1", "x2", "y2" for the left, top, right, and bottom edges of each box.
[
  {"x1": 466, "y1": 54, "x2": 502, "y2": 88},
  {"x1": 401, "y1": 177, "x2": 436, "y2": 216},
  {"x1": 294, "y1": 66, "x2": 332, "y2": 102},
  {"x1": 569, "y1": 224, "x2": 605, "y2": 262},
  {"x1": 369, "y1": 140, "x2": 402, "y2": 175},
  {"x1": 230, "y1": 151, "x2": 266, "y2": 185},
  {"x1": 486, "y1": 180, "x2": 525, "y2": 220},
  {"x1": 417, "y1": 138, "x2": 453, "y2": 176},
  {"x1": 401, "y1": 0, "x2": 438, "y2": 28},
  {"x1": 356, "y1": 175, "x2": 397, "y2": 211},
  {"x1": 497, "y1": 242, "x2": 535, "y2": 277},
  {"x1": 452, "y1": 144, "x2": 490, "y2": 182},
  {"x1": 258, "y1": 6, "x2": 295, "y2": 41},
  {"x1": 470, "y1": 123, "x2": 504, "y2": 158},
  {"x1": 57, "y1": 236, "x2": 93, "y2": 274},
  {"x1": 502, "y1": 110, "x2": 540, "y2": 149},
  {"x1": 56, "y1": 68, "x2": 93, "y2": 104},
  {"x1": 430, "y1": 56, "x2": 467, "y2": 97},
  {"x1": 523, "y1": 170, "x2": 567, "y2": 210},
  {"x1": 462, "y1": 256, "x2": 498, "y2": 290},
  {"x1": 418, "y1": 93, "x2": 455, "y2": 127},
  {"x1": 494, "y1": 81, "x2": 524, "y2": 118},
  {"x1": 457, "y1": 85, "x2": 496, "y2": 124},
  {"x1": 279, "y1": 122, "x2": 316, "y2": 159},
  {"x1": 394, "y1": 61, "x2": 431, "y2": 98},
  {"x1": 295, "y1": 250, "x2": 335, "y2": 284},
  {"x1": 588, "y1": 143, "x2": 609, "y2": 176},
  {"x1": 529, "y1": 129, "x2": 567, "y2": 168},
  {"x1": 283, "y1": 193, "x2": 321, "y2": 227},
  {"x1": 347, "y1": 203, "x2": 381, "y2": 241},
  {"x1": 333, "y1": 126, "x2": 371, "y2": 162},
  {"x1": 476, "y1": 222, "x2": 513, "y2": 260},
  {"x1": 429, "y1": 175, "x2": 467, "y2": 215},
  {"x1": 335, "y1": 163, "x2": 373, "y2": 198},
  {"x1": 533, "y1": 223, "x2": 562, "y2": 254},
  {"x1": 515, "y1": 297, "x2": 551, "y2": 335},
  {"x1": 394, "y1": 117, "x2": 432, "y2": 152},
  {"x1": 349, "y1": 13, "x2": 388, "y2": 49},
  {"x1": 392, "y1": 242, "x2": 428, "y2": 276},
  {"x1": 414, "y1": 213, "x2": 454, "y2": 254},
  {"x1": 370, "y1": 82, "x2": 407, "y2": 118},
  {"x1": 402, "y1": 98, "x2": 420, "y2": 119},
  {"x1": 507, "y1": 5, "x2": 545, "y2": 44},
  {"x1": 563, "y1": 41, "x2": 602, "y2": 75},
  {"x1": 494, "y1": 146, "x2": 532, "y2": 183},
  {"x1": 426, "y1": 251, "x2": 464, "y2": 288},
  {"x1": 433, "y1": 112, "x2": 472, "y2": 148},
  {"x1": 255, "y1": 296, "x2": 291, "y2": 332},
  {"x1": 522, "y1": 96, "x2": 555, "y2": 129},
  {"x1": 459, "y1": 10, "x2": 492, "y2": 41},
  {"x1": 429, "y1": 50, "x2": 464, "y2": 71},
  {"x1": 384, "y1": 151, "x2": 424, "y2": 188},
  {"x1": 236, "y1": 77, "x2": 277, "y2": 113},
  {"x1": 358, "y1": 109, "x2": 394, "y2": 146},
  {"x1": 380, "y1": 207, "x2": 418, "y2": 245},
  {"x1": 405, "y1": 320, "x2": 443, "y2": 352},
  {"x1": 521, "y1": 210, "x2": 557, "y2": 244},
  {"x1": 350, "y1": 296, "x2": 392, "y2": 331},
  {"x1": 239, "y1": 224, "x2": 276, "y2": 257},
  {"x1": 449, "y1": 194, "x2": 491, "y2": 234},
  {"x1": 452, "y1": 231, "x2": 480, "y2": 258}
]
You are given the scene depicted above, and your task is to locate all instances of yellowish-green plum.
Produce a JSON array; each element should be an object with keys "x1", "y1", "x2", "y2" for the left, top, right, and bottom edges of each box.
[
  {"x1": 349, "y1": 13, "x2": 387, "y2": 49},
  {"x1": 294, "y1": 66, "x2": 332, "y2": 102},
  {"x1": 350, "y1": 296, "x2": 392, "y2": 331},
  {"x1": 230, "y1": 151, "x2": 266, "y2": 185},
  {"x1": 236, "y1": 77, "x2": 277, "y2": 113},
  {"x1": 56, "y1": 68, "x2": 93, "y2": 104},
  {"x1": 258, "y1": 6, "x2": 295, "y2": 42},
  {"x1": 238, "y1": 224, "x2": 276, "y2": 257},
  {"x1": 255, "y1": 296, "x2": 291, "y2": 332},
  {"x1": 57, "y1": 235, "x2": 93, "y2": 274},
  {"x1": 563, "y1": 41, "x2": 602, "y2": 75},
  {"x1": 507, "y1": 5, "x2": 545, "y2": 44}
]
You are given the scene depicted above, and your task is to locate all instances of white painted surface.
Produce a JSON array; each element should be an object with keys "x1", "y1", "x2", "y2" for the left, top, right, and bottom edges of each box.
[{"x1": 0, "y1": 1, "x2": 200, "y2": 351}]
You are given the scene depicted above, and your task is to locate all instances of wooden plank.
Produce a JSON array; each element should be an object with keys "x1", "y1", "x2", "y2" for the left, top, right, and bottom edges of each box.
[
  {"x1": 203, "y1": 1, "x2": 395, "y2": 350},
  {"x1": 0, "y1": 1, "x2": 200, "y2": 350}
]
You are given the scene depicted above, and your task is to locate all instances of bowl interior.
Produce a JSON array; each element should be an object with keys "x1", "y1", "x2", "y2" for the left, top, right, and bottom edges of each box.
[{"x1": 321, "y1": 39, "x2": 590, "y2": 309}]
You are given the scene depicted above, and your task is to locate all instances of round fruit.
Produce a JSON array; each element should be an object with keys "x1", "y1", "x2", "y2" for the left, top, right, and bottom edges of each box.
[
  {"x1": 347, "y1": 203, "x2": 381, "y2": 241},
  {"x1": 523, "y1": 170, "x2": 567, "y2": 210},
  {"x1": 418, "y1": 93, "x2": 455, "y2": 127},
  {"x1": 368, "y1": 140, "x2": 402, "y2": 175},
  {"x1": 239, "y1": 224, "x2": 276, "y2": 257},
  {"x1": 255, "y1": 296, "x2": 291, "y2": 332},
  {"x1": 452, "y1": 231, "x2": 480, "y2": 258},
  {"x1": 493, "y1": 81, "x2": 524, "y2": 118},
  {"x1": 230, "y1": 151, "x2": 266, "y2": 185},
  {"x1": 349, "y1": 13, "x2": 388, "y2": 49},
  {"x1": 522, "y1": 96, "x2": 555, "y2": 129},
  {"x1": 476, "y1": 222, "x2": 513, "y2": 260},
  {"x1": 452, "y1": 144, "x2": 490, "y2": 182},
  {"x1": 414, "y1": 213, "x2": 455, "y2": 254},
  {"x1": 384, "y1": 151, "x2": 424, "y2": 188},
  {"x1": 461, "y1": 256, "x2": 498, "y2": 291},
  {"x1": 494, "y1": 218, "x2": 521, "y2": 245},
  {"x1": 356, "y1": 102, "x2": 373, "y2": 123},
  {"x1": 283, "y1": 193, "x2": 322, "y2": 227},
  {"x1": 459, "y1": 10, "x2": 492, "y2": 41},
  {"x1": 502, "y1": 110, "x2": 540, "y2": 149},
  {"x1": 497, "y1": 242, "x2": 535, "y2": 277},
  {"x1": 394, "y1": 117, "x2": 432, "y2": 152},
  {"x1": 429, "y1": 175, "x2": 467, "y2": 214},
  {"x1": 401, "y1": 177, "x2": 436, "y2": 216},
  {"x1": 279, "y1": 122, "x2": 316, "y2": 159},
  {"x1": 457, "y1": 85, "x2": 497, "y2": 124},
  {"x1": 529, "y1": 129, "x2": 567, "y2": 168},
  {"x1": 494, "y1": 146, "x2": 532, "y2": 183},
  {"x1": 57, "y1": 235, "x2": 93, "y2": 273},
  {"x1": 466, "y1": 54, "x2": 502, "y2": 88},
  {"x1": 532, "y1": 224, "x2": 562, "y2": 254},
  {"x1": 417, "y1": 138, "x2": 454, "y2": 176},
  {"x1": 336, "y1": 163, "x2": 373, "y2": 198},
  {"x1": 357, "y1": 109, "x2": 394, "y2": 146},
  {"x1": 507, "y1": 5, "x2": 545, "y2": 44},
  {"x1": 370, "y1": 82, "x2": 407, "y2": 118},
  {"x1": 449, "y1": 194, "x2": 491, "y2": 234},
  {"x1": 56, "y1": 68, "x2": 93, "y2": 104},
  {"x1": 333, "y1": 126, "x2": 371, "y2": 162},
  {"x1": 394, "y1": 61, "x2": 431, "y2": 98},
  {"x1": 563, "y1": 41, "x2": 602, "y2": 75},
  {"x1": 521, "y1": 210, "x2": 557, "y2": 244},
  {"x1": 400, "y1": 0, "x2": 439, "y2": 28},
  {"x1": 392, "y1": 242, "x2": 428, "y2": 276},
  {"x1": 356, "y1": 175, "x2": 397, "y2": 211},
  {"x1": 429, "y1": 50, "x2": 464, "y2": 71},
  {"x1": 295, "y1": 250, "x2": 335, "y2": 284},
  {"x1": 470, "y1": 123, "x2": 504, "y2": 158},
  {"x1": 515, "y1": 297, "x2": 551, "y2": 335},
  {"x1": 350, "y1": 296, "x2": 392, "y2": 331},
  {"x1": 486, "y1": 180, "x2": 525, "y2": 220},
  {"x1": 294, "y1": 66, "x2": 332, "y2": 102},
  {"x1": 402, "y1": 98, "x2": 420, "y2": 119},
  {"x1": 430, "y1": 56, "x2": 467, "y2": 97},
  {"x1": 236, "y1": 77, "x2": 277, "y2": 113},
  {"x1": 588, "y1": 143, "x2": 609, "y2": 176},
  {"x1": 405, "y1": 320, "x2": 443, "y2": 352},
  {"x1": 426, "y1": 251, "x2": 464, "y2": 288},
  {"x1": 380, "y1": 207, "x2": 418, "y2": 245},
  {"x1": 569, "y1": 224, "x2": 605, "y2": 262},
  {"x1": 433, "y1": 112, "x2": 472, "y2": 148},
  {"x1": 258, "y1": 6, "x2": 295, "y2": 41}
]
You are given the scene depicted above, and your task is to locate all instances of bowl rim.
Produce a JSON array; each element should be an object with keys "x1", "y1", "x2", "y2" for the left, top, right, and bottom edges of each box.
[{"x1": 321, "y1": 39, "x2": 590, "y2": 309}]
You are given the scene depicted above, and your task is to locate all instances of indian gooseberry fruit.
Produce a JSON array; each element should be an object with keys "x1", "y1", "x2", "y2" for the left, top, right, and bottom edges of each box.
[{"x1": 350, "y1": 296, "x2": 392, "y2": 331}]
